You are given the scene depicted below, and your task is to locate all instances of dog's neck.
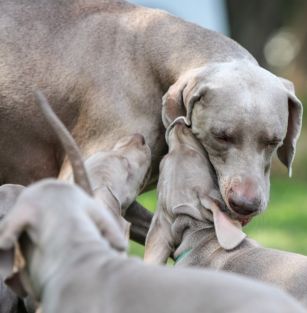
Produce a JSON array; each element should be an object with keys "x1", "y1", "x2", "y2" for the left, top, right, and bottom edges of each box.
[
  {"x1": 143, "y1": 8, "x2": 256, "y2": 88},
  {"x1": 174, "y1": 216, "x2": 255, "y2": 268},
  {"x1": 173, "y1": 217, "x2": 217, "y2": 262}
]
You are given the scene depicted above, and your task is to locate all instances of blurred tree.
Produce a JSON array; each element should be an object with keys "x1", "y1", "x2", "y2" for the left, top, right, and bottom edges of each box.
[{"x1": 226, "y1": 0, "x2": 302, "y2": 68}]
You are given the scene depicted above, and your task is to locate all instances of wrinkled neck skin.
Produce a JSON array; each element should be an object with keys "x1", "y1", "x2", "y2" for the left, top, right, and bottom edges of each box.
[
  {"x1": 22, "y1": 212, "x2": 118, "y2": 301},
  {"x1": 174, "y1": 216, "x2": 256, "y2": 268}
]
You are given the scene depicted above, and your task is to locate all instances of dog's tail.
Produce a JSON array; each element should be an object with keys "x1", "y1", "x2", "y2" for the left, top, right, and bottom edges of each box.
[{"x1": 34, "y1": 90, "x2": 93, "y2": 196}]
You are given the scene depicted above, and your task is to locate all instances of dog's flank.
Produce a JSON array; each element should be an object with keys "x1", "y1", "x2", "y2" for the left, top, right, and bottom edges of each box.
[{"x1": 34, "y1": 90, "x2": 93, "y2": 196}]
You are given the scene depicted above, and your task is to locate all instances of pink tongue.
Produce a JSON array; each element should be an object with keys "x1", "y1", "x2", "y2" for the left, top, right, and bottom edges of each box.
[{"x1": 210, "y1": 206, "x2": 246, "y2": 250}]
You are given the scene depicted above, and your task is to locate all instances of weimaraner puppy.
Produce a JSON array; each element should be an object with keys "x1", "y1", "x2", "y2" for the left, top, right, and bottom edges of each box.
[
  {"x1": 145, "y1": 118, "x2": 246, "y2": 263},
  {"x1": 144, "y1": 120, "x2": 307, "y2": 307},
  {"x1": 0, "y1": 180, "x2": 306, "y2": 313},
  {"x1": 0, "y1": 0, "x2": 302, "y2": 226},
  {"x1": 81, "y1": 134, "x2": 152, "y2": 237},
  {"x1": 34, "y1": 90, "x2": 152, "y2": 239}
]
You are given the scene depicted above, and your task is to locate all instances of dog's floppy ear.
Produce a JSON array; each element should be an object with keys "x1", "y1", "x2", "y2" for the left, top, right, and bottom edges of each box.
[
  {"x1": 0, "y1": 217, "x2": 29, "y2": 298},
  {"x1": 277, "y1": 78, "x2": 303, "y2": 177},
  {"x1": 3, "y1": 243, "x2": 28, "y2": 298},
  {"x1": 86, "y1": 202, "x2": 128, "y2": 252},
  {"x1": 162, "y1": 68, "x2": 208, "y2": 127}
]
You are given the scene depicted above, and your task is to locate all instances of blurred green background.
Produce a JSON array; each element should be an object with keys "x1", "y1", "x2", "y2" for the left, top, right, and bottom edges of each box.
[{"x1": 129, "y1": 0, "x2": 307, "y2": 259}]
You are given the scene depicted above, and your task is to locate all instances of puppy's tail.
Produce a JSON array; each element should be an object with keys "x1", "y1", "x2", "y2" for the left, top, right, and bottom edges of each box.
[{"x1": 34, "y1": 90, "x2": 93, "y2": 196}]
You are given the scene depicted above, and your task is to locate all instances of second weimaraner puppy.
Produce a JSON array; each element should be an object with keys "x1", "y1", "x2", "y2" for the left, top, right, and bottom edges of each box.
[
  {"x1": 144, "y1": 119, "x2": 307, "y2": 307},
  {"x1": 0, "y1": 0, "x2": 303, "y2": 228},
  {"x1": 0, "y1": 179, "x2": 306, "y2": 313},
  {"x1": 145, "y1": 118, "x2": 246, "y2": 263}
]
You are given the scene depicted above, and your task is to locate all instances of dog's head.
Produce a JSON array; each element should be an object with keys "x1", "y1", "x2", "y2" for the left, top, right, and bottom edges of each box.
[
  {"x1": 162, "y1": 61, "x2": 302, "y2": 223},
  {"x1": 0, "y1": 180, "x2": 127, "y2": 300},
  {"x1": 106, "y1": 134, "x2": 151, "y2": 210}
]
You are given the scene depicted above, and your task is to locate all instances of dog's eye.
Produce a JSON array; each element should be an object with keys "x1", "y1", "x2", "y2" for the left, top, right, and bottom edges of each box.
[
  {"x1": 264, "y1": 139, "x2": 281, "y2": 148},
  {"x1": 212, "y1": 132, "x2": 234, "y2": 144}
]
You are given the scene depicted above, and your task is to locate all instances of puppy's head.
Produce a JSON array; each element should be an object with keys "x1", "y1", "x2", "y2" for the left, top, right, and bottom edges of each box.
[
  {"x1": 111, "y1": 134, "x2": 151, "y2": 206},
  {"x1": 163, "y1": 61, "x2": 302, "y2": 224},
  {"x1": 166, "y1": 117, "x2": 205, "y2": 155},
  {"x1": 0, "y1": 180, "x2": 127, "y2": 299}
]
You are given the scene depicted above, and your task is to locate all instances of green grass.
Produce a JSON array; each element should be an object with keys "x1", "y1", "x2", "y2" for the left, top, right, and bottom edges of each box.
[{"x1": 129, "y1": 177, "x2": 307, "y2": 257}]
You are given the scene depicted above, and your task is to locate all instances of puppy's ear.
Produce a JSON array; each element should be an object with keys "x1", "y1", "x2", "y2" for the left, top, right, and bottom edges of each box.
[
  {"x1": 144, "y1": 212, "x2": 172, "y2": 264},
  {"x1": 162, "y1": 68, "x2": 208, "y2": 127},
  {"x1": 0, "y1": 213, "x2": 30, "y2": 298},
  {"x1": 4, "y1": 243, "x2": 28, "y2": 298},
  {"x1": 0, "y1": 233, "x2": 28, "y2": 298},
  {"x1": 86, "y1": 203, "x2": 128, "y2": 252},
  {"x1": 277, "y1": 78, "x2": 303, "y2": 177}
]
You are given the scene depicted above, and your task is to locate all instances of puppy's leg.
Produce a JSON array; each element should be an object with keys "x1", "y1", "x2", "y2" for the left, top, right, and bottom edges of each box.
[{"x1": 144, "y1": 211, "x2": 173, "y2": 264}]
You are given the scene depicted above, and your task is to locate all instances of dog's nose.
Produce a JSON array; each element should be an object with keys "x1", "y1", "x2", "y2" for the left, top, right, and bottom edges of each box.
[
  {"x1": 227, "y1": 180, "x2": 261, "y2": 216},
  {"x1": 132, "y1": 133, "x2": 145, "y2": 145},
  {"x1": 228, "y1": 192, "x2": 261, "y2": 216}
]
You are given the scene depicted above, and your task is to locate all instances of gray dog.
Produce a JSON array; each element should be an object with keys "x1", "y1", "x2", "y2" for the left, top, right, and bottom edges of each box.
[
  {"x1": 72, "y1": 134, "x2": 152, "y2": 238},
  {"x1": 144, "y1": 119, "x2": 307, "y2": 307},
  {"x1": 0, "y1": 0, "x2": 302, "y2": 226},
  {"x1": 145, "y1": 118, "x2": 246, "y2": 263}
]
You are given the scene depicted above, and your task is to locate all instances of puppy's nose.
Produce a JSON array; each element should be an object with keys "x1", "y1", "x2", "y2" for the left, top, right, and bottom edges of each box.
[{"x1": 131, "y1": 133, "x2": 145, "y2": 145}]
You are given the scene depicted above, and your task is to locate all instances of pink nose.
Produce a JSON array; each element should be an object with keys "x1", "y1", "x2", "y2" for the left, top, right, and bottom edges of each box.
[
  {"x1": 131, "y1": 133, "x2": 145, "y2": 145},
  {"x1": 227, "y1": 179, "x2": 261, "y2": 216}
]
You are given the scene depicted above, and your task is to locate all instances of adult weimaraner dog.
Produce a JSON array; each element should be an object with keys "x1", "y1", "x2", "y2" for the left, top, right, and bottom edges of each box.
[
  {"x1": 0, "y1": 0, "x2": 302, "y2": 231},
  {"x1": 144, "y1": 120, "x2": 307, "y2": 307},
  {"x1": 0, "y1": 180, "x2": 306, "y2": 313}
]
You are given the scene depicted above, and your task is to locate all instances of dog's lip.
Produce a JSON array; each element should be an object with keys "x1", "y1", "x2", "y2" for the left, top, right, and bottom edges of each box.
[
  {"x1": 238, "y1": 216, "x2": 252, "y2": 226},
  {"x1": 219, "y1": 207, "x2": 252, "y2": 226}
]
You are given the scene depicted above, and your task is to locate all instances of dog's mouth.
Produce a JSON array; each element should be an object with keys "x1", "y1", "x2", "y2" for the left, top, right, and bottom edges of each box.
[
  {"x1": 219, "y1": 206, "x2": 252, "y2": 227},
  {"x1": 238, "y1": 216, "x2": 252, "y2": 226}
]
